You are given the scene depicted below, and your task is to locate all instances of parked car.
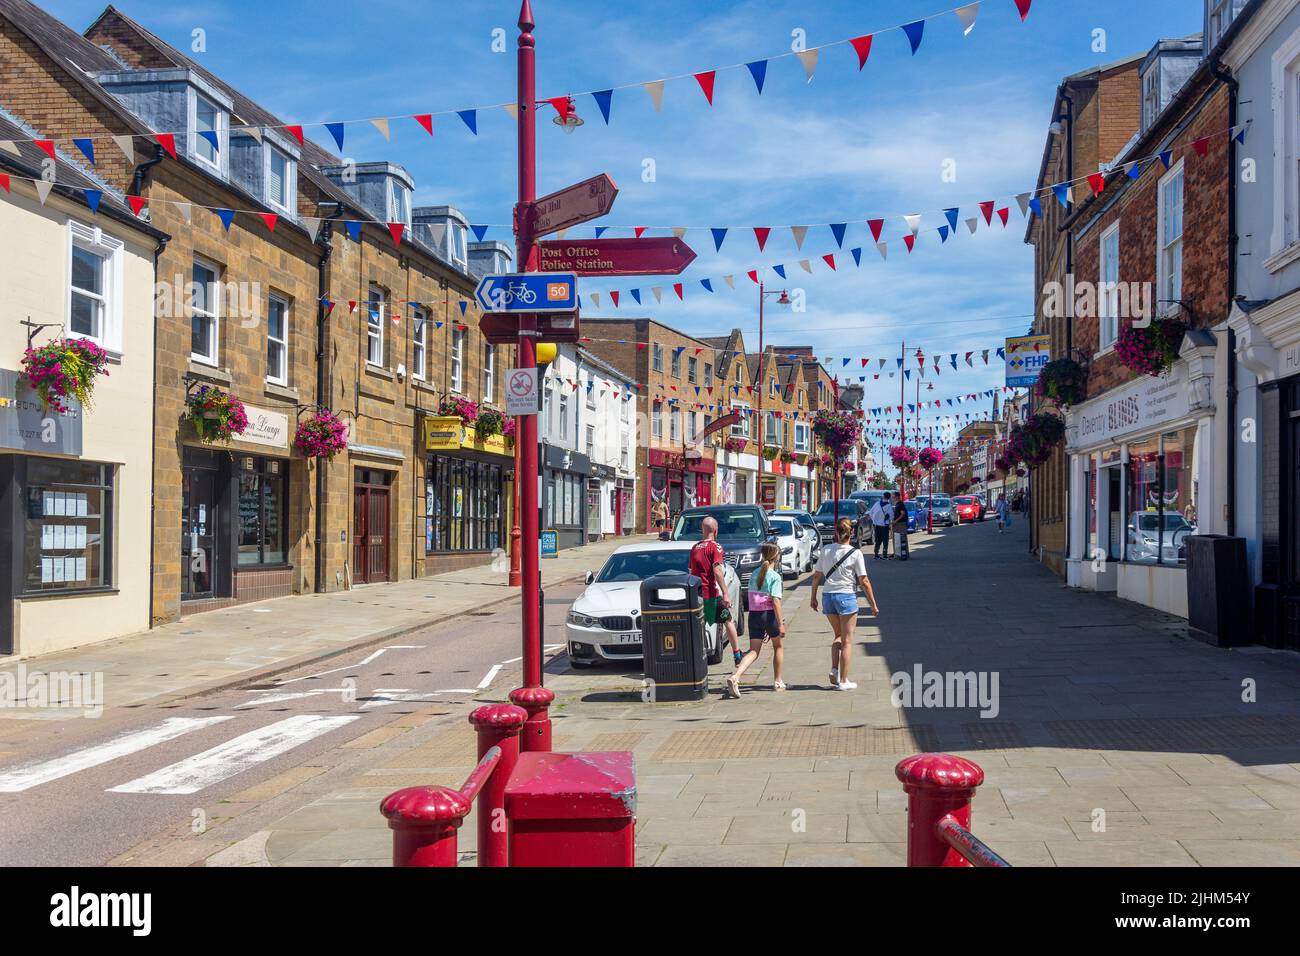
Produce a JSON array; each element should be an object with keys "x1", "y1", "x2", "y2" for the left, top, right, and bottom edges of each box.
[
  {"x1": 902, "y1": 499, "x2": 920, "y2": 532},
  {"x1": 771, "y1": 509, "x2": 822, "y2": 564},
  {"x1": 672, "y1": 504, "x2": 771, "y2": 631},
  {"x1": 767, "y1": 516, "x2": 814, "y2": 576},
  {"x1": 812, "y1": 498, "x2": 871, "y2": 546},
  {"x1": 1127, "y1": 512, "x2": 1196, "y2": 564},
  {"x1": 920, "y1": 495, "x2": 956, "y2": 527},
  {"x1": 952, "y1": 495, "x2": 984, "y2": 523},
  {"x1": 566, "y1": 541, "x2": 741, "y2": 668}
]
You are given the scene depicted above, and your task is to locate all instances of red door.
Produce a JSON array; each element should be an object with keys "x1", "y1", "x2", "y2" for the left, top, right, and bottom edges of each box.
[{"x1": 352, "y1": 483, "x2": 390, "y2": 584}]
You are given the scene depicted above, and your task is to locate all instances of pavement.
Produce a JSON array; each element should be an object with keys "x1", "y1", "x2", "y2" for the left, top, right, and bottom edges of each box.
[
  {"x1": 0, "y1": 533, "x2": 636, "y2": 721},
  {"x1": 110, "y1": 516, "x2": 1300, "y2": 868}
]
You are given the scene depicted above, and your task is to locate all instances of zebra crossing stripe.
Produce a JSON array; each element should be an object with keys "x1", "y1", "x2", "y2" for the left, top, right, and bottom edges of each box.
[
  {"x1": 0, "y1": 717, "x2": 234, "y2": 793},
  {"x1": 107, "y1": 714, "x2": 360, "y2": 795}
]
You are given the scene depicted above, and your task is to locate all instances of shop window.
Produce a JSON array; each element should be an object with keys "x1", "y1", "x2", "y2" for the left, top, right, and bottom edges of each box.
[
  {"x1": 22, "y1": 459, "x2": 113, "y2": 593},
  {"x1": 1125, "y1": 428, "x2": 1197, "y2": 566},
  {"x1": 237, "y1": 456, "x2": 288, "y2": 565},
  {"x1": 426, "y1": 456, "x2": 504, "y2": 552}
]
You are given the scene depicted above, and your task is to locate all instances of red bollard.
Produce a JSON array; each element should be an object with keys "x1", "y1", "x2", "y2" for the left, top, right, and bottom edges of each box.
[
  {"x1": 509, "y1": 685, "x2": 556, "y2": 753},
  {"x1": 894, "y1": 753, "x2": 986, "y2": 868},
  {"x1": 380, "y1": 785, "x2": 471, "y2": 867},
  {"x1": 468, "y1": 703, "x2": 527, "y2": 867}
]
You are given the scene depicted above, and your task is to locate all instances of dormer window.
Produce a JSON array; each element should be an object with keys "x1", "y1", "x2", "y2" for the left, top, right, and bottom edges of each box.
[
  {"x1": 389, "y1": 182, "x2": 411, "y2": 228},
  {"x1": 192, "y1": 93, "x2": 224, "y2": 170},
  {"x1": 265, "y1": 146, "x2": 293, "y2": 213},
  {"x1": 450, "y1": 224, "x2": 468, "y2": 271}
]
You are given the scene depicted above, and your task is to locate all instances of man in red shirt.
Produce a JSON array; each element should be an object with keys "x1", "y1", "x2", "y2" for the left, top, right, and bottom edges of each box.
[{"x1": 688, "y1": 516, "x2": 741, "y2": 665}]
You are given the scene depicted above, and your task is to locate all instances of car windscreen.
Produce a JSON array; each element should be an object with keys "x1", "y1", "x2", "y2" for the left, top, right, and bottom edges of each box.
[
  {"x1": 597, "y1": 550, "x2": 690, "y2": 582},
  {"x1": 953, "y1": 497, "x2": 974, "y2": 505},
  {"x1": 769, "y1": 518, "x2": 795, "y2": 536},
  {"x1": 674, "y1": 511, "x2": 765, "y2": 541},
  {"x1": 815, "y1": 501, "x2": 859, "y2": 516}
]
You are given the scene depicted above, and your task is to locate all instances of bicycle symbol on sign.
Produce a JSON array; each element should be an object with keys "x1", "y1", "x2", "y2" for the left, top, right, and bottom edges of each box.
[{"x1": 492, "y1": 281, "x2": 537, "y2": 309}]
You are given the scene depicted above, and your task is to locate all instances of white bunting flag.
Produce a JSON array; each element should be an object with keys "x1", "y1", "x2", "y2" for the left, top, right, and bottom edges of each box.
[
  {"x1": 982, "y1": 350, "x2": 989, "y2": 364},
  {"x1": 965, "y1": 217, "x2": 979, "y2": 235},
  {"x1": 175, "y1": 202, "x2": 192, "y2": 224},
  {"x1": 304, "y1": 217, "x2": 321, "y2": 242},
  {"x1": 796, "y1": 49, "x2": 819, "y2": 83},
  {"x1": 111, "y1": 134, "x2": 135, "y2": 162},
  {"x1": 644, "y1": 81, "x2": 665, "y2": 112},
  {"x1": 243, "y1": 126, "x2": 263, "y2": 144},
  {"x1": 556, "y1": 229, "x2": 568, "y2": 240},
  {"x1": 370, "y1": 118, "x2": 391, "y2": 140},
  {"x1": 589, "y1": 292, "x2": 601, "y2": 308},
  {"x1": 427, "y1": 223, "x2": 447, "y2": 249},
  {"x1": 34, "y1": 179, "x2": 53, "y2": 205},
  {"x1": 1015, "y1": 192, "x2": 1031, "y2": 216},
  {"x1": 955, "y1": 2, "x2": 980, "y2": 35},
  {"x1": 0, "y1": 140, "x2": 21, "y2": 158},
  {"x1": 791, "y1": 225, "x2": 808, "y2": 250},
  {"x1": 903, "y1": 214, "x2": 922, "y2": 235},
  {"x1": 652, "y1": 287, "x2": 663, "y2": 303},
  {"x1": 876, "y1": 242, "x2": 887, "y2": 260},
  {"x1": 672, "y1": 227, "x2": 687, "y2": 238},
  {"x1": 723, "y1": 275, "x2": 735, "y2": 289},
  {"x1": 799, "y1": 259, "x2": 812, "y2": 274}
]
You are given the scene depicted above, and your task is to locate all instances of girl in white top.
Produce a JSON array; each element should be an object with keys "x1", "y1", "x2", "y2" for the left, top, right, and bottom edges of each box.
[{"x1": 808, "y1": 518, "x2": 879, "y2": 690}]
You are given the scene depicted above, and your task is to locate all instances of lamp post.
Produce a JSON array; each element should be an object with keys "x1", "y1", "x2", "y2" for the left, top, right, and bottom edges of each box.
[{"x1": 756, "y1": 281, "x2": 789, "y2": 512}]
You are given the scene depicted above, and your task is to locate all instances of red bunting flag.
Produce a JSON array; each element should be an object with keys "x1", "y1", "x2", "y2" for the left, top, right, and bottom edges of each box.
[
  {"x1": 285, "y1": 125, "x2": 304, "y2": 146},
  {"x1": 1087, "y1": 172, "x2": 1106, "y2": 195},
  {"x1": 747, "y1": 270, "x2": 759, "y2": 284},
  {"x1": 634, "y1": 226, "x2": 647, "y2": 238},
  {"x1": 0, "y1": 173, "x2": 9, "y2": 193},
  {"x1": 903, "y1": 234, "x2": 915, "y2": 252},
  {"x1": 673, "y1": 283, "x2": 683, "y2": 300},
  {"x1": 610, "y1": 291, "x2": 620, "y2": 307},
  {"x1": 1193, "y1": 136, "x2": 1211, "y2": 156},
  {"x1": 997, "y1": 207, "x2": 1010, "y2": 226},
  {"x1": 388, "y1": 222, "x2": 405, "y2": 245},
  {"x1": 1015, "y1": 0, "x2": 1032, "y2": 21},
  {"x1": 694, "y1": 71, "x2": 716, "y2": 105},
  {"x1": 822, "y1": 254, "x2": 836, "y2": 270},
  {"x1": 414, "y1": 114, "x2": 434, "y2": 136},
  {"x1": 754, "y1": 227, "x2": 770, "y2": 251},
  {"x1": 850, "y1": 34, "x2": 874, "y2": 69},
  {"x1": 260, "y1": 212, "x2": 278, "y2": 232},
  {"x1": 348, "y1": 300, "x2": 358, "y2": 313},
  {"x1": 979, "y1": 201, "x2": 994, "y2": 225},
  {"x1": 546, "y1": 97, "x2": 572, "y2": 122},
  {"x1": 127, "y1": 195, "x2": 147, "y2": 217},
  {"x1": 867, "y1": 219, "x2": 884, "y2": 242},
  {"x1": 34, "y1": 139, "x2": 56, "y2": 161},
  {"x1": 155, "y1": 133, "x2": 177, "y2": 159},
  {"x1": 636, "y1": 342, "x2": 647, "y2": 350}
]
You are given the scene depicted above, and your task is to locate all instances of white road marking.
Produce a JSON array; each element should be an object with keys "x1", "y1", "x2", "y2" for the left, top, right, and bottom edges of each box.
[
  {"x1": 108, "y1": 715, "x2": 359, "y2": 795},
  {"x1": 0, "y1": 717, "x2": 233, "y2": 793},
  {"x1": 274, "y1": 645, "x2": 425, "y2": 685},
  {"x1": 477, "y1": 664, "x2": 503, "y2": 689}
]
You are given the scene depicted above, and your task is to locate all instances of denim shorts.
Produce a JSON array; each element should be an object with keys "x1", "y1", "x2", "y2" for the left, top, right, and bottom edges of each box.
[{"x1": 822, "y1": 592, "x2": 858, "y2": 616}]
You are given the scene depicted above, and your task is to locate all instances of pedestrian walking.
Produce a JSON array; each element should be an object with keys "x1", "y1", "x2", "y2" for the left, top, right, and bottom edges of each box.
[
  {"x1": 890, "y1": 494, "x2": 910, "y2": 560},
  {"x1": 688, "y1": 516, "x2": 743, "y2": 665},
  {"x1": 725, "y1": 542, "x2": 786, "y2": 698},
  {"x1": 869, "y1": 494, "x2": 892, "y2": 560},
  {"x1": 651, "y1": 497, "x2": 669, "y2": 533},
  {"x1": 995, "y1": 492, "x2": 1011, "y2": 533},
  {"x1": 809, "y1": 518, "x2": 880, "y2": 691}
]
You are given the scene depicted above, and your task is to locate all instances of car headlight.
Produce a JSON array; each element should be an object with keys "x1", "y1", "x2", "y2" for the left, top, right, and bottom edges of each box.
[{"x1": 567, "y1": 610, "x2": 600, "y2": 628}]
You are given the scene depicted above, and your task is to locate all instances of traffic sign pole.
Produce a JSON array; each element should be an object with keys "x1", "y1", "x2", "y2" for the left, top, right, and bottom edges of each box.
[{"x1": 509, "y1": 0, "x2": 553, "y2": 754}]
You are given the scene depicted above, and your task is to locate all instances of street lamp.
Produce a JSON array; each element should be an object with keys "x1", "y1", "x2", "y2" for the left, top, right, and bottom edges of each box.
[{"x1": 756, "y1": 282, "x2": 789, "y2": 512}]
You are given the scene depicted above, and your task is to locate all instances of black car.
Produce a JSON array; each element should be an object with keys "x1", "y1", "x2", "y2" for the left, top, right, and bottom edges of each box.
[
  {"x1": 672, "y1": 504, "x2": 773, "y2": 636},
  {"x1": 812, "y1": 499, "x2": 871, "y2": 547}
]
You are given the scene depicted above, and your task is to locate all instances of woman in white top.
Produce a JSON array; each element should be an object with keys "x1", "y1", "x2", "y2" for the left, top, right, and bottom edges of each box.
[{"x1": 808, "y1": 518, "x2": 879, "y2": 690}]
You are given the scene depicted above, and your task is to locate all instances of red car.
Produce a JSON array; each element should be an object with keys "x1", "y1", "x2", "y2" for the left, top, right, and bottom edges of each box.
[{"x1": 952, "y1": 495, "x2": 984, "y2": 523}]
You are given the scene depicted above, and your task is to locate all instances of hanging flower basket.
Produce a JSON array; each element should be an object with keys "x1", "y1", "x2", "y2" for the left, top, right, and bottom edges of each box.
[
  {"x1": 1035, "y1": 357, "x2": 1087, "y2": 406},
  {"x1": 1116, "y1": 317, "x2": 1187, "y2": 377},
  {"x1": 186, "y1": 385, "x2": 248, "y2": 444},
  {"x1": 918, "y1": 447, "x2": 944, "y2": 470},
  {"x1": 1005, "y1": 412, "x2": 1065, "y2": 469},
  {"x1": 503, "y1": 418, "x2": 517, "y2": 444},
  {"x1": 20, "y1": 337, "x2": 110, "y2": 414},
  {"x1": 475, "y1": 407, "x2": 505, "y2": 440},
  {"x1": 812, "y1": 409, "x2": 862, "y2": 461},
  {"x1": 889, "y1": 444, "x2": 919, "y2": 468},
  {"x1": 722, "y1": 437, "x2": 746, "y2": 454},
  {"x1": 778, "y1": 449, "x2": 796, "y2": 464},
  {"x1": 294, "y1": 408, "x2": 349, "y2": 460},
  {"x1": 842, "y1": 461, "x2": 857, "y2": 472},
  {"x1": 438, "y1": 395, "x2": 479, "y2": 423},
  {"x1": 762, "y1": 446, "x2": 780, "y2": 462}
]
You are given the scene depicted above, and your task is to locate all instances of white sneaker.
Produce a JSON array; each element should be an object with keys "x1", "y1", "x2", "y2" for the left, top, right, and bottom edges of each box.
[
  {"x1": 829, "y1": 668, "x2": 839, "y2": 686},
  {"x1": 836, "y1": 681, "x2": 858, "y2": 691}
]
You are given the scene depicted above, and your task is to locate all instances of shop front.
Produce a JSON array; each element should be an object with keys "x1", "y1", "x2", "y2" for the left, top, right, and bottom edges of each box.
[
  {"x1": 715, "y1": 449, "x2": 758, "y2": 506},
  {"x1": 787, "y1": 462, "x2": 813, "y2": 511},
  {"x1": 543, "y1": 443, "x2": 591, "y2": 550},
  {"x1": 646, "y1": 449, "x2": 713, "y2": 530},
  {"x1": 759, "y1": 457, "x2": 790, "y2": 512},
  {"x1": 616, "y1": 476, "x2": 636, "y2": 536},
  {"x1": 422, "y1": 415, "x2": 512, "y2": 573},
  {"x1": 1065, "y1": 353, "x2": 1217, "y2": 618},
  {"x1": 589, "y1": 462, "x2": 616, "y2": 540},
  {"x1": 181, "y1": 403, "x2": 298, "y2": 615}
]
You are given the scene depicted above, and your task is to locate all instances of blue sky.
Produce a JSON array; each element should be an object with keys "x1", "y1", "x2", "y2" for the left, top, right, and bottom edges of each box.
[{"x1": 48, "y1": 0, "x2": 1204, "y2": 440}]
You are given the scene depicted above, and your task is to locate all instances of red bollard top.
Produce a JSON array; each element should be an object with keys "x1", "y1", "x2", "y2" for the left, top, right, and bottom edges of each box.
[
  {"x1": 895, "y1": 753, "x2": 985, "y2": 792},
  {"x1": 380, "y1": 786, "x2": 471, "y2": 827},
  {"x1": 469, "y1": 703, "x2": 528, "y2": 731},
  {"x1": 509, "y1": 686, "x2": 556, "y2": 708}
]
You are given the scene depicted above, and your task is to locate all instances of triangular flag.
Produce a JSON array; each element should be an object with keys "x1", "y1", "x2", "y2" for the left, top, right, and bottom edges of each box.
[
  {"x1": 325, "y1": 122, "x2": 345, "y2": 151},
  {"x1": 902, "y1": 20, "x2": 925, "y2": 54},
  {"x1": 903, "y1": 234, "x2": 915, "y2": 253},
  {"x1": 711, "y1": 227, "x2": 728, "y2": 251},
  {"x1": 1127, "y1": 161, "x2": 1142, "y2": 179},
  {"x1": 175, "y1": 202, "x2": 192, "y2": 223},
  {"x1": 414, "y1": 114, "x2": 434, "y2": 135},
  {"x1": 111, "y1": 135, "x2": 135, "y2": 162},
  {"x1": 1, "y1": 171, "x2": 16, "y2": 192},
  {"x1": 590, "y1": 292, "x2": 601, "y2": 308},
  {"x1": 1028, "y1": 197, "x2": 1042, "y2": 217},
  {"x1": 694, "y1": 71, "x2": 716, "y2": 105},
  {"x1": 774, "y1": 264, "x2": 787, "y2": 278},
  {"x1": 643, "y1": 81, "x2": 665, "y2": 112},
  {"x1": 458, "y1": 300, "x2": 469, "y2": 316},
  {"x1": 800, "y1": 259, "x2": 813, "y2": 273},
  {"x1": 1158, "y1": 150, "x2": 1173, "y2": 169},
  {"x1": 876, "y1": 243, "x2": 887, "y2": 260},
  {"x1": 458, "y1": 110, "x2": 478, "y2": 135},
  {"x1": 652, "y1": 287, "x2": 663, "y2": 303},
  {"x1": 747, "y1": 270, "x2": 759, "y2": 284},
  {"x1": 796, "y1": 48, "x2": 819, "y2": 82},
  {"x1": 610, "y1": 291, "x2": 620, "y2": 308},
  {"x1": 285, "y1": 125, "x2": 304, "y2": 146},
  {"x1": 673, "y1": 283, "x2": 684, "y2": 300},
  {"x1": 850, "y1": 247, "x2": 862, "y2": 266},
  {"x1": 850, "y1": 34, "x2": 874, "y2": 69},
  {"x1": 547, "y1": 97, "x2": 574, "y2": 123},
  {"x1": 868, "y1": 219, "x2": 885, "y2": 242},
  {"x1": 1015, "y1": 0, "x2": 1032, "y2": 21},
  {"x1": 155, "y1": 133, "x2": 177, "y2": 159},
  {"x1": 699, "y1": 280, "x2": 712, "y2": 294},
  {"x1": 128, "y1": 194, "x2": 147, "y2": 217},
  {"x1": 591, "y1": 89, "x2": 613, "y2": 124},
  {"x1": 723, "y1": 276, "x2": 735, "y2": 289},
  {"x1": 1193, "y1": 136, "x2": 1211, "y2": 157},
  {"x1": 1233, "y1": 124, "x2": 1247, "y2": 144},
  {"x1": 746, "y1": 60, "x2": 768, "y2": 94},
  {"x1": 216, "y1": 208, "x2": 235, "y2": 231},
  {"x1": 243, "y1": 126, "x2": 263, "y2": 144},
  {"x1": 73, "y1": 138, "x2": 95, "y2": 165},
  {"x1": 943, "y1": 208, "x2": 960, "y2": 232},
  {"x1": 830, "y1": 222, "x2": 847, "y2": 247},
  {"x1": 672, "y1": 227, "x2": 687, "y2": 238},
  {"x1": 471, "y1": 224, "x2": 489, "y2": 242},
  {"x1": 1052, "y1": 183, "x2": 1072, "y2": 206},
  {"x1": 791, "y1": 225, "x2": 808, "y2": 249},
  {"x1": 304, "y1": 218, "x2": 322, "y2": 242},
  {"x1": 956, "y1": 3, "x2": 980, "y2": 34},
  {"x1": 370, "y1": 118, "x2": 391, "y2": 140},
  {"x1": 1015, "y1": 192, "x2": 1031, "y2": 216},
  {"x1": 937, "y1": 225, "x2": 949, "y2": 243},
  {"x1": 260, "y1": 212, "x2": 279, "y2": 232},
  {"x1": 197, "y1": 129, "x2": 220, "y2": 154},
  {"x1": 997, "y1": 207, "x2": 1010, "y2": 226},
  {"x1": 754, "y1": 227, "x2": 770, "y2": 251},
  {"x1": 965, "y1": 217, "x2": 979, "y2": 234},
  {"x1": 903, "y1": 214, "x2": 922, "y2": 235},
  {"x1": 346, "y1": 221, "x2": 361, "y2": 242},
  {"x1": 594, "y1": 226, "x2": 607, "y2": 238},
  {"x1": 388, "y1": 222, "x2": 405, "y2": 245},
  {"x1": 34, "y1": 139, "x2": 57, "y2": 161},
  {"x1": 823, "y1": 253, "x2": 837, "y2": 271},
  {"x1": 1087, "y1": 172, "x2": 1106, "y2": 194},
  {"x1": 34, "y1": 180, "x2": 53, "y2": 206},
  {"x1": 979, "y1": 200, "x2": 995, "y2": 224},
  {"x1": 83, "y1": 189, "x2": 102, "y2": 215}
]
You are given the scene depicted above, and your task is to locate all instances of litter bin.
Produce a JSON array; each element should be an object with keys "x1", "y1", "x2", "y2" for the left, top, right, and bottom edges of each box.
[
  {"x1": 1185, "y1": 535, "x2": 1251, "y2": 647},
  {"x1": 640, "y1": 571, "x2": 708, "y2": 702}
]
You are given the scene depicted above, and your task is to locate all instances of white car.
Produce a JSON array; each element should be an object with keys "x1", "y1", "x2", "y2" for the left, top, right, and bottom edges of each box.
[
  {"x1": 767, "y1": 515, "x2": 814, "y2": 577},
  {"x1": 771, "y1": 509, "x2": 822, "y2": 565},
  {"x1": 566, "y1": 541, "x2": 741, "y2": 668}
]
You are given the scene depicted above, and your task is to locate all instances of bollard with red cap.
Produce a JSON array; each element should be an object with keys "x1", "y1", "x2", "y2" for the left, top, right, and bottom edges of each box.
[
  {"x1": 380, "y1": 785, "x2": 471, "y2": 867},
  {"x1": 468, "y1": 703, "x2": 527, "y2": 867},
  {"x1": 895, "y1": 753, "x2": 986, "y2": 867},
  {"x1": 509, "y1": 685, "x2": 556, "y2": 753}
]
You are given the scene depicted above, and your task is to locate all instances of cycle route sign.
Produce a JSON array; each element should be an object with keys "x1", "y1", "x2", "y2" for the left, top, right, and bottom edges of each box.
[{"x1": 475, "y1": 272, "x2": 578, "y2": 314}]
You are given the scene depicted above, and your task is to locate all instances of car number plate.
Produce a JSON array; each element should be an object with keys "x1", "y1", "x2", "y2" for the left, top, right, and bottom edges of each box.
[{"x1": 614, "y1": 632, "x2": 640, "y2": 644}]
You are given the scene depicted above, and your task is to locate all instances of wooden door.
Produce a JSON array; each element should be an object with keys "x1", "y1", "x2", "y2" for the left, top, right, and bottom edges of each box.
[{"x1": 352, "y1": 484, "x2": 391, "y2": 584}]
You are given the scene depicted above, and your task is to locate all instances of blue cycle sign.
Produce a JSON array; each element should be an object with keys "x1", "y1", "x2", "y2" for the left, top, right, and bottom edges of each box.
[{"x1": 475, "y1": 272, "x2": 578, "y2": 313}]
